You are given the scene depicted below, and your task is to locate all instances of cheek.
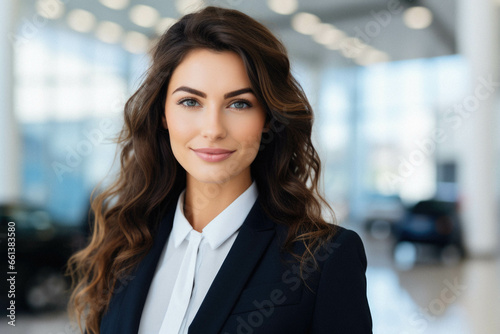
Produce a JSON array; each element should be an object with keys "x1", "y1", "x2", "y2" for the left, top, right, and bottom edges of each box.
[
  {"x1": 165, "y1": 118, "x2": 192, "y2": 164},
  {"x1": 232, "y1": 116, "x2": 265, "y2": 156},
  {"x1": 166, "y1": 120, "x2": 192, "y2": 166},
  {"x1": 165, "y1": 110, "x2": 194, "y2": 143},
  {"x1": 238, "y1": 114, "x2": 266, "y2": 144}
]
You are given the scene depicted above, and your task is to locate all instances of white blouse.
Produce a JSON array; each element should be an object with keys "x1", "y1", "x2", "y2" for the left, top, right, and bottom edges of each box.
[{"x1": 138, "y1": 181, "x2": 258, "y2": 334}]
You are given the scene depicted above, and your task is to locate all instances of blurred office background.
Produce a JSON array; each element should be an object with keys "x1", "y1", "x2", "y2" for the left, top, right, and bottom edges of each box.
[{"x1": 0, "y1": 0, "x2": 499, "y2": 333}]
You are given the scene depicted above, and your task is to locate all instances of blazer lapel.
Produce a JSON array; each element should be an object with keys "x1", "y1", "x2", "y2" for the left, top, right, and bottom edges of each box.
[
  {"x1": 103, "y1": 205, "x2": 176, "y2": 334},
  {"x1": 188, "y1": 199, "x2": 276, "y2": 334},
  {"x1": 101, "y1": 198, "x2": 276, "y2": 334}
]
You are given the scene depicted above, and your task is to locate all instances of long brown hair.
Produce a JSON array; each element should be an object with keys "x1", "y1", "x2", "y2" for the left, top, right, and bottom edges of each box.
[{"x1": 67, "y1": 6, "x2": 337, "y2": 334}]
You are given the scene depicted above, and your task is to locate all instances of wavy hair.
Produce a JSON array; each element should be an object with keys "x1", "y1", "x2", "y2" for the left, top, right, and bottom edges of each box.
[{"x1": 67, "y1": 6, "x2": 337, "y2": 334}]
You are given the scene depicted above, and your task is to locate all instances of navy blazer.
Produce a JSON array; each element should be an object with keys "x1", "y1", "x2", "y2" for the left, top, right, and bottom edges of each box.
[{"x1": 100, "y1": 198, "x2": 372, "y2": 333}]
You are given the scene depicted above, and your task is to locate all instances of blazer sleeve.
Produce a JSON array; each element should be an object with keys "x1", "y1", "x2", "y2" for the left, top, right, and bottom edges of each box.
[{"x1": 310, "y1": 229, "x2": 373, "y2": 333}]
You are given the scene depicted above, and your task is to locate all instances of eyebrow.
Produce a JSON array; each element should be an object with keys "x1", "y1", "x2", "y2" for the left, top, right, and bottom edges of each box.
[{"x1": 172, "y1": 86, "x2": 254, "y2": 99}]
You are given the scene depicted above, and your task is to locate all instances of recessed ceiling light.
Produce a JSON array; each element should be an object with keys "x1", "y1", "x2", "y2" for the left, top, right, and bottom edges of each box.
[
  {"x1": 129, "y1": 5, "x2": 160, "y2": 28},
  {"x1": 355, "y1": 48, "x2": 390, "y2": 66},
  {"x1": 176, "y1": 0, "x2": 205, "y2": 15},
  {"x1": 155, "y1": 17, "x2": 178, "y2": 35},
  {"x1": 36, "y1": 0, "x2": 65, "y2": 20},
  {"x1": 99, "y1": 0, "x2": 129, "y2": 10},
  {"x1": 291, "y1": 12, "x2": 321, "y2": 35},
  {"x1": 324, "y1": 30, "x2": 347, "y2": 50},
  {"x1": 66, "y1": 9, "x2": 96, "y2": 33},
  {"x1": 123, "y1": 31, "x2": 150, "y2": 54},
  {"x1": 338, "y1": 37, "x2": 367, "y2": 58},
  {"x1": 313, "y1": 23, "x2": 345, "y2": 45},
  {"x1": 95, "y1": 21, "x2": 123, "y2": 44},
  {"x1": 267, "y1": 0, "x2": 298, "y2": 15},
  {"x1": 403, "y1": 6, "x2": 433, "y2": 29}
]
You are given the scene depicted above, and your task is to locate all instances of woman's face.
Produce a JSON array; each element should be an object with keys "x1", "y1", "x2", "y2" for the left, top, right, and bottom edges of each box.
[{"x1": 164, "y1": 48, "x2": 267, "y2": 188}]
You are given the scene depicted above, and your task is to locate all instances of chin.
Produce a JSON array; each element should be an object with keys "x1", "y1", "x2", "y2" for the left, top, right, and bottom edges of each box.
[
  {"x1": 193, "y1": 176, "x2": 234, "y2": 185},
  {"x1": 188, "y1": 168, "x2": 248, "y2": 187}
]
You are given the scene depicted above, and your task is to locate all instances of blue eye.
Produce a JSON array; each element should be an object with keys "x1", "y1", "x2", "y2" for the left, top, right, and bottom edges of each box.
[
  {"x1": 229, "y1": 100, "x2": 251, "y2": 109},
  {"x1": 179, "y1": 99, "x2": 200, "y2": 107}
]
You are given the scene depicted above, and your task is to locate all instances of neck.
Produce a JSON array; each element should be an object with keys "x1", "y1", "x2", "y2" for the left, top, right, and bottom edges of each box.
[{"x1": 183, "y1": 175, "x2": 252, "y2": 232}]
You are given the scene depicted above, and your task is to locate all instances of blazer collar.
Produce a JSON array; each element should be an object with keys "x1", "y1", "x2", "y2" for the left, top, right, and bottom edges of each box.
[
  {"x1": 188, "y1": 197, "x2": 275, "y2": 333},
  {"x1": 102, "y1": 196, "x2": 276, "y2": 334}
]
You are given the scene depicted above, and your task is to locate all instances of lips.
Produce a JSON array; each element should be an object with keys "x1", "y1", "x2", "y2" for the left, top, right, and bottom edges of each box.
[
  {"x1": 192, "y1": 148, "x2": 234, "y2": 154},
  {"x1": 192, "y1": 148, "x2": 236, "y2": 162}
]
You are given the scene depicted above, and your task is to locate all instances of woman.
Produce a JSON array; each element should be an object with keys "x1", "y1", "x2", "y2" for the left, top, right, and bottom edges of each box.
[{"x1": 67, "y1": 6, "x2": 372, "y2": 334}]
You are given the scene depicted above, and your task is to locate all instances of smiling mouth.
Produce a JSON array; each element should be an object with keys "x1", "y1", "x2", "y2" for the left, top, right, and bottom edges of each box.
[{"x1": 191, "y1": 148, "x2": 236, "y2": 162}]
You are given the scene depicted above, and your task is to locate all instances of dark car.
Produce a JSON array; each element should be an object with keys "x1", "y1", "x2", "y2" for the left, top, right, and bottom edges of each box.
[
  {"x1": 361, "y1": 193, "x2": 405, "y2": 240},
  {"x1": 1, "y1": 204, "x2": 86, "y2": 312},
  {"x1": 392, "y1": 199, "x2": 465, "y2": 268}
]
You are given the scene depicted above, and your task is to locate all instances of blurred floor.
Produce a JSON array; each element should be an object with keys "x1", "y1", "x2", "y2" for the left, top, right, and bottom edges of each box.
[
  {"x1": 361, "y1": 226, "x2": 500, "y2": 334},
  {"x1": 0, "y1": 310, "x2": 77, "y2": 334},
  {"x1": 1, "y1": 230, "x2": 499, "y2": 334}
]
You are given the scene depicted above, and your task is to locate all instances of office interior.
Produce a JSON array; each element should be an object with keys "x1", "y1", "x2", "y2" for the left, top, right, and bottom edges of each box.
[{"x1": 0, "y1": 0, "x2": 499, "y2": 333}]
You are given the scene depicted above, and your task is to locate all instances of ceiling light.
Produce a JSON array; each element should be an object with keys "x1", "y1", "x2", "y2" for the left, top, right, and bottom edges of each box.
[
  {"x1": 123, "y1": 31, "x2": 150, "y2": 54},
  {"x1": 338, "y1": 37, "x2": 367, "y2": 58},
  {"x1": 351, "y1": 37, "x2": 367, "y2": 49},
  {"x1": 129, "y1": 5, "x2": 160, "y2": 28},
  {"x1": 324, "y1": 31, "x2": 347, "y2": 50},
  {"x1": 291, "y1": 12, "x2": 321, "y2": 35},
  {"x1": 155, "y1": 17, "x2": 177, "y2": 35},
  {"x1": 403, "y1": 6, "x2": 433, "y2": 29},
  {"x1": 99, "y1": 0, "x2": 129, "y2": 10},
  {"x1": 95, "y1": 21, "x2": 123, "y2": 43},
  {"x1": 313, "y1": 23, "x2": 345, "y2": 45},
  {"x1": 176, "y1": 0, "x2": 205, "y2": 15},
  {"x1": 66, "y1": 9, "x2": 96, "y2": 33},
  {"x1": 355, "y1": 48, "x2": 390, "y2": 66},
  {"x1": 267, "y1": 0, "x2": 298, "y2": 15},
  {"x1": 36, "y1": 0, "x2": 65, "y2": 20}
]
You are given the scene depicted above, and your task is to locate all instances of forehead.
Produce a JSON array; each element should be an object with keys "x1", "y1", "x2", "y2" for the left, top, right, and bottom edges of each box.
[{"x1": 167, "y1": 48, "x2": 252, "y2": 93}]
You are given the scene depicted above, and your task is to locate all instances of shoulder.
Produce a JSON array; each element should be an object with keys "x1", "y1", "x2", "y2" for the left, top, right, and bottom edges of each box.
[
  {"x1": 272, "y1": 222, "x2": 369, "y2": 291},
  {"x1": 310, "y1": 226, "x2": 373, "y2": 332},
  {"x1": 255, "y1": 202, "x2": 368, "y2": 276},
  {"x1": 306, "y1": 225, "x2": 368, "y2": 278},
  {"x1": 275, "y1": 223, "x2": 367, "y2": 267},
  {"x1": 323, "y1": 226, "x2": 368, "y2": 268}
]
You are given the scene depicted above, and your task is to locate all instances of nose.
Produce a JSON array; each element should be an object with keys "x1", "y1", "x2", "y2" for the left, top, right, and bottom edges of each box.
[{"x1": 200, "y1": 103, "x2": 227, "y2": 141}]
